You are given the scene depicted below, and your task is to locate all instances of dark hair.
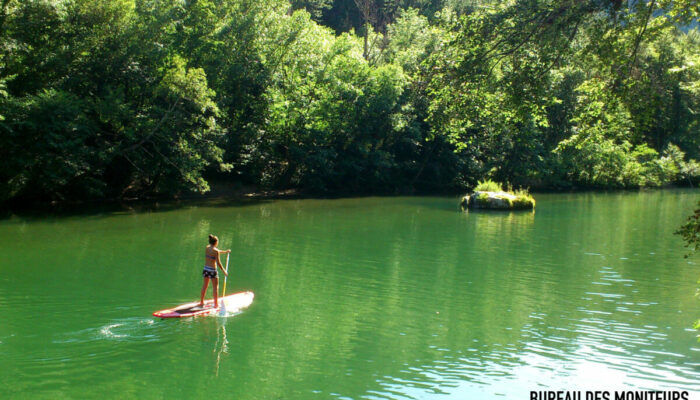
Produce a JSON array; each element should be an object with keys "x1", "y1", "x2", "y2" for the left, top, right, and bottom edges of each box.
[{"x1": 208, "y1": 234, "x2": 218, "y2": 245}]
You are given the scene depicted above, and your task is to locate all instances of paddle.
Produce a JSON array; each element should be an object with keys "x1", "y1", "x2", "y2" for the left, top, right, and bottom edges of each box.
[{"x1": 219, "y1": 252, "x2": 230, "y2": 316}]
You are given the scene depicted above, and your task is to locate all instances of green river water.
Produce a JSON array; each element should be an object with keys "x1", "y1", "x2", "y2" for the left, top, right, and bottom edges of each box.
[{"x1": 1, "y1": 191, "x2": 699, "y2": 399}]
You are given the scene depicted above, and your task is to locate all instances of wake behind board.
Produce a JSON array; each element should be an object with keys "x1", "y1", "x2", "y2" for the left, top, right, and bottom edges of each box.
[{"x1": 153, "y1": 291, "x2": 254, "y2": 318}]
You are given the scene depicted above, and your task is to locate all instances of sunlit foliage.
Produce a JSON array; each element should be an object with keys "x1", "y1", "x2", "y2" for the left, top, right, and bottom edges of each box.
[{"x1": 0, "y1": 0, "x2": 698, "y2": 204}]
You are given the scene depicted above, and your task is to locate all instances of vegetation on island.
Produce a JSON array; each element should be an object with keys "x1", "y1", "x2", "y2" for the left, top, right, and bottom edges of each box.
[
  {"x1": 473, "y1": 179, "x2": 503, "y2": 193},
  {"x1": 462, "y1": 179, "x2": 535, "y2": 210},
  {"x1": 1, "y1": 0, "x2": 700, "y2": 205}
]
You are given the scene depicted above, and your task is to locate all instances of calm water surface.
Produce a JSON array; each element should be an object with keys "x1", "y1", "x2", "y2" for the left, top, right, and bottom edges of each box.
[{"x1": 1, "y1": 191, "x2": 699, "y2": 399}]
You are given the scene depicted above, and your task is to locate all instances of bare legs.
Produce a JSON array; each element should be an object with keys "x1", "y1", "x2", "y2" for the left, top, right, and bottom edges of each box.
[
  {"x1": 212, "y1": 277, "x2": 219, "y2": 308},
  {"x1": 199, "y1": 277, "x2": 219, "y2": 308},
  {"x1": 199, "y1": 278, "x2": 210, "y2": 307}
]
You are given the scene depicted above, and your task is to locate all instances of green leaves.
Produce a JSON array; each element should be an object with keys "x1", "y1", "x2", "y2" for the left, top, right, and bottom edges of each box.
[
  {"x1": 1, "y1": 0, "x2": 699, "y2": 204},
  {"x1": 0, "y1": 0, "x2": 232, "y2": 202},
  {"x1": 0, "y1": 89, "x2": 100, "y2": 201},
  {"x1": 159, "y1": 57, "x2": 217, "y2": 115},
  {"x1": 255, "y1": 10, "x2": 413, "y2": 192},
  {"x1": 676, "y1": 201, "x2": 700, "y2": 256}
]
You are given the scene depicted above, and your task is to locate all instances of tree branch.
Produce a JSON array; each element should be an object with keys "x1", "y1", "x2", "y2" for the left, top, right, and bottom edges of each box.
[
  {"x1": 120, "y1": 98, "x2": 180, "y2": 154},
  {"x1": 627, "y1": 0, "x2": 656, "y2": 76}
]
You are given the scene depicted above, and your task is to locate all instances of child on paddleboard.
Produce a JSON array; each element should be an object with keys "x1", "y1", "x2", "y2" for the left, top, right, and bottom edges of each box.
[{"x1": 200, "y1": 234, "x2": 231, "y2": 308}]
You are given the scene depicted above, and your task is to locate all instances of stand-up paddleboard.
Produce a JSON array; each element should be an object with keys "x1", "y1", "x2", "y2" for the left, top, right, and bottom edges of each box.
[{"x1": 153, "y1": 291, "x2": 254, "y2": 319}]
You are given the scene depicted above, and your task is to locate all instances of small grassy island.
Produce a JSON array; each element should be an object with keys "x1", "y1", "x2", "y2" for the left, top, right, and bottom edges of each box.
[{"x1": 461, "y1": 180, "x2": 535, "y2": 210}]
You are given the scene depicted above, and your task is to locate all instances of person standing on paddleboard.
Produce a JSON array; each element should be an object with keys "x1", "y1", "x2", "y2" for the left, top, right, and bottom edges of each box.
[{"x1": 200, "y1": 234, "x2": 231, "y2": 308}]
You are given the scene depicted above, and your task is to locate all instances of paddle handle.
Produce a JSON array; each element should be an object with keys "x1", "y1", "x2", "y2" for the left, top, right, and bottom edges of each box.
[{"x1": 221, "y1": 252, "x2": 230, "y2": 298}]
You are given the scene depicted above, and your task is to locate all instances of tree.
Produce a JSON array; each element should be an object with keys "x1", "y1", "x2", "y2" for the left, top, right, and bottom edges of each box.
[
  {"x1": 676, "y1": 201, "x2": 700, "y2": 333},
  {"x1": 1, "y1": 0, "x2": 700, "y2": 205},
  {"x1": 677, "y1": 202, "x2": 700, "y2": 257},
  {"x1": 290, "y1": 0, "x2": 334, "y2": 20},
  {"x1": 0, "y1": 0, "x2": 227, "y2": 202}
]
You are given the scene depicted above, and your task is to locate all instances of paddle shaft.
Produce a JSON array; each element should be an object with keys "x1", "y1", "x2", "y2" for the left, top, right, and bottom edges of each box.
[{"x1": 221, "y1": 252, "x2": 230, "y2": 298}]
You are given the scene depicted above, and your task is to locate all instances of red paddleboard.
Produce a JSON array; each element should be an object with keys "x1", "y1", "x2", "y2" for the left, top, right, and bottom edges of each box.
[{"x1": 153, "y1": 291, "x2": 254, "y2": 318}]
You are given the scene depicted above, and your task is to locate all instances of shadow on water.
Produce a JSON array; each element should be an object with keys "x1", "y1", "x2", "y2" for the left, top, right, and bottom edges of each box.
[
  {"x1": 0, "y1": 196, "x2": 276, "y2": 222},
  {"x1": 0, "y1": 192, "x2": 470, "y2": 221}
]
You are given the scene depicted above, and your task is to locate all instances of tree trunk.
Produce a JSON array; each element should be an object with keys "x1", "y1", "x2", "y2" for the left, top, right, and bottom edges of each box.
[{"x1": 363, "y1": 23, "x2": 369, "y2": 60}]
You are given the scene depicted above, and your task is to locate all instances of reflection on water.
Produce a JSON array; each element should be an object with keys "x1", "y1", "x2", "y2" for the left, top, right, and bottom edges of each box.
[
  {"x1": 0, "y1": 191, "x2": 699, "y2": 399},
  {"x1": 214, "y1": 322, "x2": 228, "y2": 377}
]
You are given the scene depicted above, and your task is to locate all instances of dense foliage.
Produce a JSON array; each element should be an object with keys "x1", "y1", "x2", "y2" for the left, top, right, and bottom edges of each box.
[
  {"x1": 1, "y1": 0, "x2": 699, "y2": 203},
  {"x1": 677, "y1": 201, "x2": 700, "y2": 256},
  {"x1": 676, "y1": 200, "x2": 700, "y2": 332}
]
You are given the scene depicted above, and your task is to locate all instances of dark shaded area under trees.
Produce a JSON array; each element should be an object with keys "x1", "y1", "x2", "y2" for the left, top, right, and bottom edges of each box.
[{"x1": 0, "y1": 0, "x2": 699, "y2": 205}]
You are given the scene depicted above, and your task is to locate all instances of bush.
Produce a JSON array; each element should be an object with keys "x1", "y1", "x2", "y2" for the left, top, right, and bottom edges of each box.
[
  {"x1": 513, "y1": 188, "x2": 536, "y2": 209},
  {"x1": 474, "y1": 179, "x2": 503, "y2": 192},
  {"x1": 475, "y1": 192, "x2": 491, "y2": 206}
]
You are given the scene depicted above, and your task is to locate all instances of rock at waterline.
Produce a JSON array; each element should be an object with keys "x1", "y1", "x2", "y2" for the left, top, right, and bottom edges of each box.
[{"x1": 460, "y1": 191, "x2": 535, "y2": 210}]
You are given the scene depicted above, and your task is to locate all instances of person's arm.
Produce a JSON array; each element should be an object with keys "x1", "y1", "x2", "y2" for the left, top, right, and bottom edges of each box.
[
  {"x1": 216, "y1": 249, "x2": 229, "y2": 276},
  {"x1": 215, "y1": 247, "x2": 231, "y2": 255}
]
